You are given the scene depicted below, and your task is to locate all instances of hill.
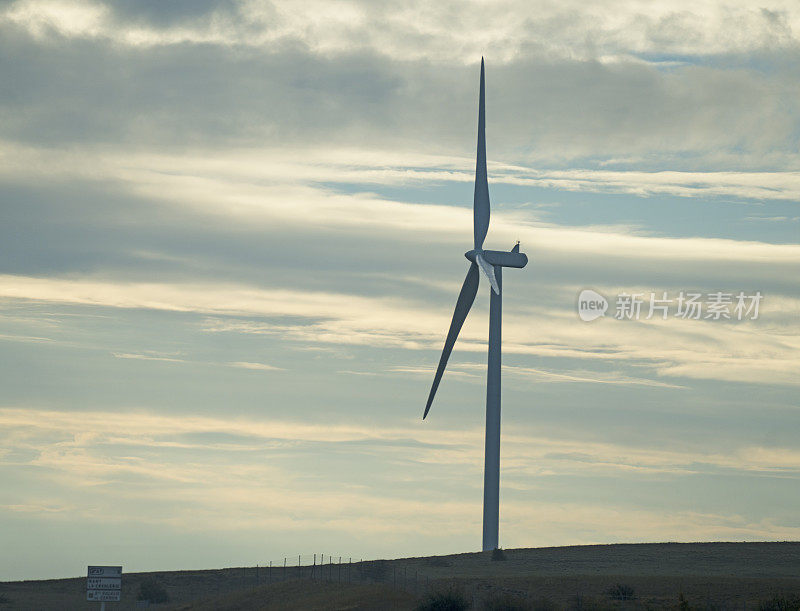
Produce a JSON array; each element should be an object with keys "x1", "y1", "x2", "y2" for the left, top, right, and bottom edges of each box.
[{"x1": 1, "y1": 542, "x2": 798, "y2": 610}]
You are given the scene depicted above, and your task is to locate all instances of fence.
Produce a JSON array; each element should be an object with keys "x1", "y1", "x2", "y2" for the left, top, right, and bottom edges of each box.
[
  {"x1": 252, "y1": 554, "x2": 431, "y2": 593},
  {"x1": 130, "y1": 554, "x2": 439, "y2": 607}
]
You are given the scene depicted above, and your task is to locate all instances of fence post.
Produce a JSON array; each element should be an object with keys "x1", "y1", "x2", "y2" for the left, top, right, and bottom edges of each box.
[
  {"x1": 284, "y1": 557, "x2": 287, "y2": 581},
  {"x1": 269, "y1": 560, "x2": 272, "y2": 583},
  {"x1": 313, "y1": 554, "x2": 316, "y2": 580}
]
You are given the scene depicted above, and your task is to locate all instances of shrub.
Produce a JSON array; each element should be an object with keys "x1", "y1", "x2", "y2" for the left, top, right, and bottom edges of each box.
[
  {"x1": 417, "y1": 586, "x2": 470, "y2": 610},
  {"x1": 606, "y1": 583, "x2": 636, "y2": 601},
  {"x1": 137, "y1": 578, "x2": 170, "y2": 604},
  {"x1": 531, "y1": 597, "x2": 557, "y2": 611},
  {"x1": 491, "y1": 548, "x2": 507, "y2": 561},
  {"x1": 484, "y1": 592, "x2": 533, "y2": 610},
  {"x1": 570, "y1": 594, "x2": 603, "y2": 610},
  {"x1": 759, "y1": 595, "x2": 800, "y2": 611},
  {"x1": 678, "y1": 592, "x2": 691, "y2": 611}
]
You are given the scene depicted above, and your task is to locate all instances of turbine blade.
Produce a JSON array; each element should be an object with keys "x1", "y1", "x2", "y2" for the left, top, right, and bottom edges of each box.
[
  {"x1": 476, "y1": 252, "x2": 500, "y2": 295},
  {"x1": 423, "y1": 262, "x2": 480, "y2": 419},
  {"x1": 473, "y1": 57, "x2": 490, "y2": 250}
]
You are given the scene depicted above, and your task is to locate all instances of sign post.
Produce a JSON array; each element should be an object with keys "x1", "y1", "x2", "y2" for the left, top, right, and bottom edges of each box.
[{"x1": 87, "y1": 566, "x2": 122, "y2": 609}]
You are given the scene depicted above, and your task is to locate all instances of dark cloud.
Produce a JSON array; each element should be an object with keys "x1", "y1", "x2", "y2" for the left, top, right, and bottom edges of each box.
[
  {"x1": 104, "y1": 0, "x2": 240, "y2": 27},
  {"x1": 1, "y1": 20, "x2": 799, "y2": 165}
]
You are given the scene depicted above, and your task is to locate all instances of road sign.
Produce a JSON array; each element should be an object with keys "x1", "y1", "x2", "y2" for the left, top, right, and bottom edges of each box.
[
  {"x1": 87, "y1": 566, "x2": 122, "y2": 605},
  {"x1": 87, "y1": 590, "x2": 121, "y2": 602},
  {"x1": 87, "y1": 577, "x2": 121, "y2": 590},
  {"x1": 88, "y1": 566, "x2": 122, "y2": 578}
]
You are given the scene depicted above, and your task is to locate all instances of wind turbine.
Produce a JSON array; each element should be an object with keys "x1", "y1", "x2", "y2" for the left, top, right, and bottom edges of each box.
[{"x1": 423, "y1": 58, "x2": 528, "y2": 552}]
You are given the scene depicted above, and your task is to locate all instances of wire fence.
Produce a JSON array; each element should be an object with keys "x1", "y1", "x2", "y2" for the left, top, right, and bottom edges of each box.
[
  {"x1": 250, "y1": 554, "x2": 431, "y2": 593},
  {"x1": 132, "y1": 554, "x2": 439, "y2": 608}
]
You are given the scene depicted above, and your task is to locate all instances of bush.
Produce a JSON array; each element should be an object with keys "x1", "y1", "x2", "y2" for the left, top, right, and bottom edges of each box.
[
  {"x1": 678, "y1": 592, "x2": 691, "y2": 611},
  {"x1": 417, "y1": 587, "x2": 470, "y2": 610},
  {"x1": 570, "y1": 594, "x2": 603, "y2": 610},
  {"x1": 606, "y1": 583, "x2": 636, "y2": 601},
  {"x1": 484, "y1": 592, "x2": 532, "y2": 610},
  {"x1": 491, "y1": 548, "x2": 507, "y2": 561},
  {"x1": 759, "y1": 595, "x2": 800, "y2": 611},
  {"x1": 531, "y1": 597, "x2": 557, "y2": 611},
  {"x1": 137, "y1": 578, "x2": 170, "y2": 604}
]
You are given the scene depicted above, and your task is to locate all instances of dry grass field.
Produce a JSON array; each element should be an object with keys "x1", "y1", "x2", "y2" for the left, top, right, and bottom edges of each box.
[{"x1": 1, "y1": 542, "x2": 798, "y2": 610}]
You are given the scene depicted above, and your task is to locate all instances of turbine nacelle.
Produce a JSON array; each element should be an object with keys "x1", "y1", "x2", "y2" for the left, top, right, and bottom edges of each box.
[{"x1": 464, "y1": 247, "x2": 528, "y2": 269}]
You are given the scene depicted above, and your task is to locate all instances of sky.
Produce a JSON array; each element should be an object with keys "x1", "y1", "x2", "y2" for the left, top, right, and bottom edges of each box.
[{"x1": 1, "y1": 0, "x2": 799, "y2": 581}]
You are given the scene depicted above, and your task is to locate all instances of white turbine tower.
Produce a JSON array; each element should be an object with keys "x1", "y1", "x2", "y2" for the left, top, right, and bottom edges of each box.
[{"x1": 423, "y1": 58, "x2": 528, "y2": 552}]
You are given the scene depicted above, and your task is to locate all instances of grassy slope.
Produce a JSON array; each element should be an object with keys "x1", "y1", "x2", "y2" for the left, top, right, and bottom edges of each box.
[{"x1": 1, "y1": 542, "x2": 798, "y2": 610}]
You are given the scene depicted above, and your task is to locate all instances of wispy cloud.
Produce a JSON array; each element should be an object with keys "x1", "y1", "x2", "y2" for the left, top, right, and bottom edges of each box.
[
  {"x1": 2, "y1": 273, "x2": 799, "y2": 387},
  {"x1": 112, "y1": 351, "x2": 185, "y2": 363},
  {"x1": 2, "y1": 406, "x2": 799, "y2": 545},
  {"x1": 227, "y1": 361, "x2": 283, "y2": 371},
  {"x1": 498, "y1": 364, "x2": 685, "y2": 389},
  {"x1": 8, "y1": 144, "x2": 800, "y2": 211},
  {"x1": 0, "y1": 332, "x2": 54, "y2": 344}
]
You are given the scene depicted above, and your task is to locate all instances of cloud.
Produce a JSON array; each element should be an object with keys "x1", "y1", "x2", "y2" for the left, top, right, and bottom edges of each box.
[
  {"x1": 499, "y1": 364, "x2": 687, "y2": 389},
  {"x1": 0, "y1": 332, "x2": 54, "y2": 343},
  {"x1": 110, "y1": 352, "x2": 283, "y2": 371},
  {"x1": 4, "y1": 405, "x2": 798, "y2": 477},
  {"x1": 5, "y1": 145, "x2": 800, "y2": 265},
  {"x1": 106, "y1": 0, "x2": 238, "y2": 28},
  {"x1": 0, "y1": 503, "x2": 70, "y2": 514},
  {"x1": 112, "y1": 351, "x2": 185, "y2": 363},
  {"x1": 2, "y1": 272, "x2": 799, "y2": 387},
  {"x1": 376, "y1": 363, "x2": 685, "y2": 388},
  {"x1": 1, "y1": 12, "x2": 799, "y2": 164},
  {"x1": 2, "y1": 405, "x2": 800, "y2": 545},
  {"x1": 388, "y1": 366, "x2": 481, "y2": 380},
  {"x1": 6, "y1": 0, "x2": 800, "y2": 61},
  {"x1": 228, "y1": 361, "x2": 283, "y2": 371},
  {"x1": 744, "y1": 215, "x2": 800, "y2": 222}
]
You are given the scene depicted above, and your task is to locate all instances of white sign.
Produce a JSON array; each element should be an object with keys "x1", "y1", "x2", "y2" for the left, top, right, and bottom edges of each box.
[
  {"x1": 87, "y1": 565, "x2": 122, "y2": 603},
  {"x1": 87, "y1": 590, "x2": 121, "y2": 602},
  {"x1": 87, "y1": 577, "x2": 121, "y2": 590},
  {"x1": 88, "y1": 566, "x2": 122, "y2": 578}
]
